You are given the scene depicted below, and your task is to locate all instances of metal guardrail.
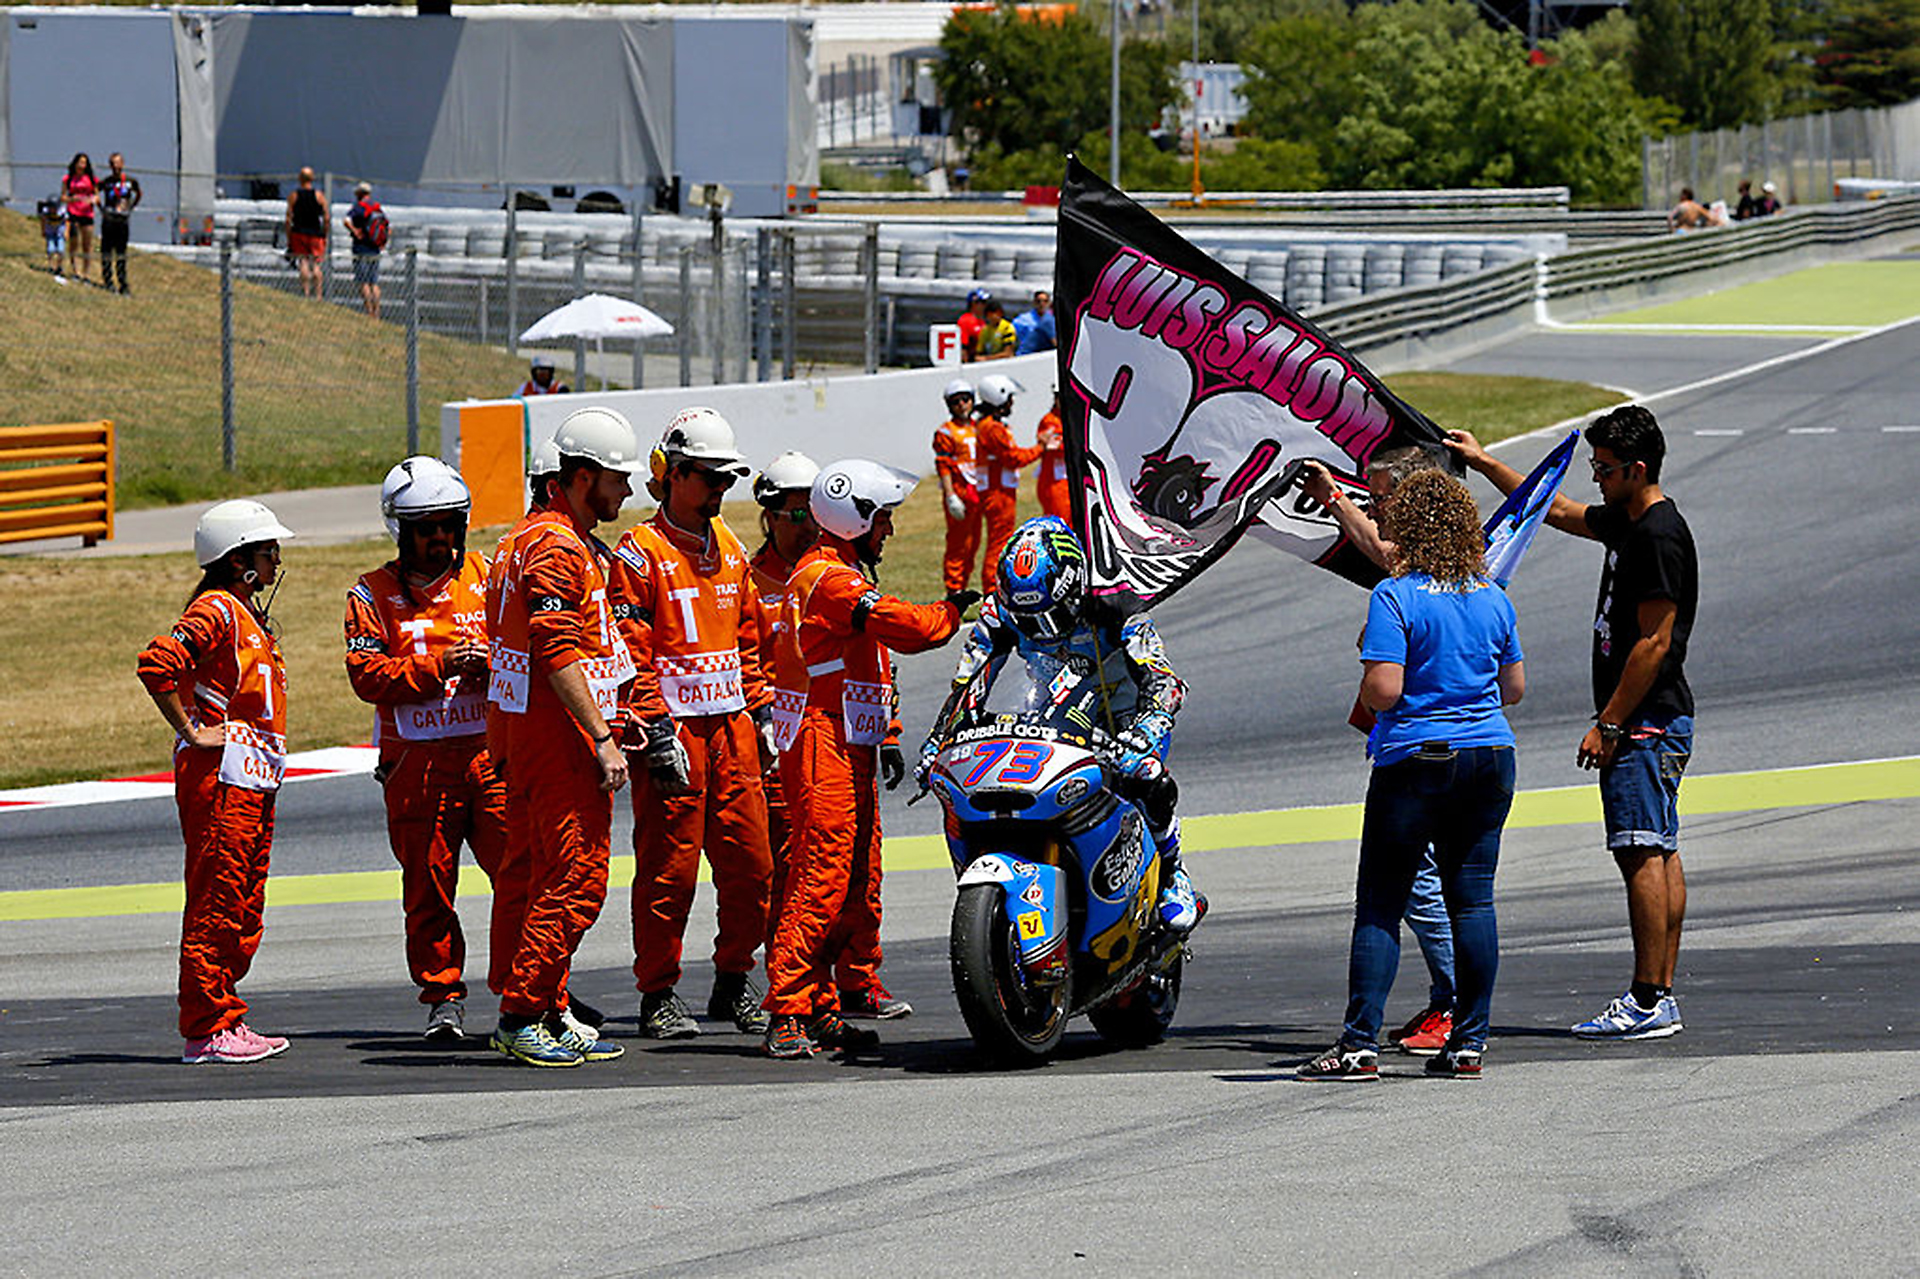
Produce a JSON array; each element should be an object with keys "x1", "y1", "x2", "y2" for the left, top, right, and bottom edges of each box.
[
  {"x1": 0, "y1": 421, "x2": 116, "y2": 547},
  {"x1": 1303, "y1": 196, "x2": 1920, "y2": 357},
  {"x1": 817, "y1": 185, "x2": 1573, "y2": 211}
]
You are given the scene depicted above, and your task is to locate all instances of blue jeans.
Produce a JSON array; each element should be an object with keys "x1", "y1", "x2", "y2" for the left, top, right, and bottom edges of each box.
[
  {"x1": 1600, "y1": 713, "x2": 1693, "y2": 852},
  {"x1": 1344, "y1": 745, "x2": 1514, "y2": 1053},
  {"x1": 1405, "y1": 851, "x2": 1455, "y2": 1010}
]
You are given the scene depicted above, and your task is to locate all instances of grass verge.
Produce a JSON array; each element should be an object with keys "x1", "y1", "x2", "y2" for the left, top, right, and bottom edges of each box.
[
  {"x1": 0, "y1": 361, "x2": 1620, "y2": 788},
  {"x1": 0, "y1": 209, "x2": 530, "y2": 509}
]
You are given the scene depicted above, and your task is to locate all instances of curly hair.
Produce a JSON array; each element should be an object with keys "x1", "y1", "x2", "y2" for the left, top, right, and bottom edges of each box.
[{"x1": 1383, "y1": 469, "x2": 1486, "y2": 586}]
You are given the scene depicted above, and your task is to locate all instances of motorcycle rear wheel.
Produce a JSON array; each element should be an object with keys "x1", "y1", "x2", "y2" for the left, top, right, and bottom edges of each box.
[
  {"x1": 950, "y1": 883, "x2": 1071, "y2": 1064},
  {"x1": 1088, "y1": 947, "x2": 1182, "y2": 1047}
]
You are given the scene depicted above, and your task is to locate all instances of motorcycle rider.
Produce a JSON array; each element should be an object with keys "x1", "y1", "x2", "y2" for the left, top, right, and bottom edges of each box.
[{"x1": 920, "y1": 516, "x2": 1204, "y2": 935}]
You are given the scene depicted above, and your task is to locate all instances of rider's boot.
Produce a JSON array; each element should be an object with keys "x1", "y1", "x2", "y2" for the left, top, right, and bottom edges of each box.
[{"x1": 1152, "y1": 817, "x2": 1204, "y2": 935}]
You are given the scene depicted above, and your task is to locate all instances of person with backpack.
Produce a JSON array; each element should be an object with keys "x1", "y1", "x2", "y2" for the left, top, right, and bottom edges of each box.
[{"x1": 345, "y1": 180, "x2": 389, "y2": 319}]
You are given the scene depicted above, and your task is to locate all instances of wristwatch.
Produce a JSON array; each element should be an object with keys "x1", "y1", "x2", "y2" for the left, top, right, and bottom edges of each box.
[{"x1": 1596, "y1": 721, "x2": 1626, "y2": 742}]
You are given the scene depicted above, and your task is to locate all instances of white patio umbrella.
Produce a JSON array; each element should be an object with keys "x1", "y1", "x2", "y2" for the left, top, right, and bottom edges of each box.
[{"x1": 519, "y1": 293, "x2": 674, "y2": 391}]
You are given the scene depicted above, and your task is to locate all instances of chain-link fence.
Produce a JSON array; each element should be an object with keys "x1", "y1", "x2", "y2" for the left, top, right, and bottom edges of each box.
[{"x1": 1642, "y1": 98, "x2": 1920, "y2": 211}]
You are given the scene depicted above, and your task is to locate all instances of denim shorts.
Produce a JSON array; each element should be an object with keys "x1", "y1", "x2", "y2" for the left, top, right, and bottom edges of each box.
[
  {"x1": 1599, "y1": 713, "x2": 1693, "y2": 852},
  {"x1": 352, "y1": 253, "x2": 381, "y2": 285}
]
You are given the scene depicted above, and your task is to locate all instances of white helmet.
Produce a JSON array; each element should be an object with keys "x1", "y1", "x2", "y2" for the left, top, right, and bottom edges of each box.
[
  {"x1": 660, "y1": 406, "x2": 750, "y2": 478},
  {"x1": 529, "y1": 435, "x2": 563, "y2": 477},
  {"x1": 530, "y1": 354, "x2": 555, "y2": 371},
  {"x1": 811, "y1": 459, "x2": 918, "y2": 541},
  {"x1": 380, "y1": 455, "x2": 471, "y2": 542},
  {"x1": 943, "y1": 378, "x2": 974, "y2": 402},
  {"x1": 194, "y1": 499, "x2": 294, "y2": 568},
  {"x1": 753, "y1": 450, "x2": 820, "y2": 507},
  {"x1": 552, "y1": 406, "x2": 641, "y2": 473},
  {"x1": 976, "y1": 373, "x2": 1022, "y2": 411}
]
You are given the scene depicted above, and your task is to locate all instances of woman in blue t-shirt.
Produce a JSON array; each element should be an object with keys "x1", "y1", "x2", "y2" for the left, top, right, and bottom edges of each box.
[{"x1": 1301, "y1": 470, "x2": 1525, "y2": 1082}]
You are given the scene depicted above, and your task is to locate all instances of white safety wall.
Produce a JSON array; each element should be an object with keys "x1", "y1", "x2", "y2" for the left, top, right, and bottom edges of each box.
[{"x1": 442, "y1": 353, "x2": 1057, "y2": 502}]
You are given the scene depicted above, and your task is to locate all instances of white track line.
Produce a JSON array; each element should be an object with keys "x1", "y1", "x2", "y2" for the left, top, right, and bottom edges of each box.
[
  {"x1": 1558, "y1": 323, "x2": 1865, "y2": 334},
  {"x1": 1694, "y1": 428, "x2": 1744, "y2": 436},
  {"x1": 1489, "y1": 312, "x2": 1920, "y2": 454},
  {"x1": 1884, "y1": 425, "x2": 1920, "y2": 433},
  {"x1": 1787, "y1": 427, "x2": 1838, "y2": 435}
]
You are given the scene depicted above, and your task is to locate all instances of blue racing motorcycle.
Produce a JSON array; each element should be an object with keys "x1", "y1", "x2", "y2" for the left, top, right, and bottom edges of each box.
[{"x1": 922, "y1": 652, "x2": 1190, "y2": 1063}]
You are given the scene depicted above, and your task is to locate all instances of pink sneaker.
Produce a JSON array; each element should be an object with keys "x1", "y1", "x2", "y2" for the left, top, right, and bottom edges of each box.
[
  {"x1": 182, "y1": 1024, "x2": 279, "y2": 1064},
  {"x1": 235, "y1": 1023, "x2": 290, "y2": 1057}
]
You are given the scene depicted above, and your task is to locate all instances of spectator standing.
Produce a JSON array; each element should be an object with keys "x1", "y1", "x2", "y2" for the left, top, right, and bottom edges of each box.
[
  {"x1": 345, "y1": 180, "x2": 387, "y2": 320},
  {"x1": 972, "y1": 298, "x2": 1018, "y2": 361},
  {"x1": 1299, "y1": 470, "x2": 1524, "y2": 1082},
  {"x1": 1013, "y1": 290, "x2": 1056, "y2": 355},
  {"x1": 62, "y1": 152, "x2": 98, "y2": 282},
  {"x1": 285, "y1": 168, "x2": 330, "y2": 300},
  {"x1": 956, "y1": 288, "x2": 990, "y2": 362},
  {"x1": 97, "y1": 153, "x2": 142, "y2": 295},
  {"x1": 37, "y1": 194, "x2": 66, "y2": 279},
  {"x1": 1447, "y1": 406, "x2": 1697, "y2": 1042},
  {"x1": 515, "y1": 355, "x2": 570, "y2": 397},
  {"x1": 1302, "y1": 446, "x2": 1461, "y2": 1055}
]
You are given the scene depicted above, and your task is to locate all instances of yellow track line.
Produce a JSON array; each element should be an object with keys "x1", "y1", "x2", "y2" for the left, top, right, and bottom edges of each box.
[{"x1": 4, "y1": 756, "x2": 1915, "y2": 923}]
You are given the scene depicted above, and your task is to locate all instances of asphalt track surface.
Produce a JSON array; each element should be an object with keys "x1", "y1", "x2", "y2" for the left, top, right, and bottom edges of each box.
[{"x1": 5, "y1": 317, "x2": 1920, "y2": 1271}]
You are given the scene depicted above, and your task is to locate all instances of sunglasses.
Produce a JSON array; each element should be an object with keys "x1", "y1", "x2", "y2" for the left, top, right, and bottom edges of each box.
[
  {"x1": 407, "y1": 514, "x2": 466, "y2": 534},
  {"x1": 689, "y1": 468, "x2": 737, "y2": 491},
  {"x1": 766, "y1": 507, "x2": 813, "y2": 524},
  {"x1": 1590, "y1": 458, "x2": 1638, "y2": 479}
]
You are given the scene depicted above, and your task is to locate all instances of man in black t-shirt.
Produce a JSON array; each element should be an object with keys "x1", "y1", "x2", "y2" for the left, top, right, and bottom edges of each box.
[
  {"x1": 98, "y1": 152, "x2": 142, "y2": 295},
  {"x1": 1447, "y1": 405, "x2": 1697, "y2": 1043}
]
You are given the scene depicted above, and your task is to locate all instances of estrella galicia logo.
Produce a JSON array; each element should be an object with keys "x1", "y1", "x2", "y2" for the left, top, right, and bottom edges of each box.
[
  {"x1": 1091, "y1": 817, "x2": 1144, "y2": 903},
  {"x1": 1057, "y1": 778, "x2": 1089, "y2": 807}
]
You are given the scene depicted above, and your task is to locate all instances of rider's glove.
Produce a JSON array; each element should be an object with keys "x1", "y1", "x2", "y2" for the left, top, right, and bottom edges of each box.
[
  {"x1": 1114, "y1": 711, "x2": 1173, "y2": 779},
  {"x1": 751, "y1": 705, "x2": 780, "y2": 766},
  {"x1": 639, "y1": 716, "x2": 695, "y2": 796},
  {"x1": 946, "y1": 588, "x2": 982, "y2": 614},
  {"x1": 945, "y1": 492, "x2": 967, "y2": 521},
  {"x1": 914, "y1": 740, "x2": 941, "y2": 790}
]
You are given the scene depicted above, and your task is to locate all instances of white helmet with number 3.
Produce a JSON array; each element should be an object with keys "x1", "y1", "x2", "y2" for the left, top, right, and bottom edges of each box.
[
  {"x1": 380, "y1": 456, "x2": 471, "y2": 542},
  {"x1": 194, "y1": 499, "x2": 295, "y2": 568},
  {"x1": 811, "y1": 458, "x2": 918, "y2": 541},
  {"x1": 553, "y1": 406, "x2": 642, "y2": 473}
]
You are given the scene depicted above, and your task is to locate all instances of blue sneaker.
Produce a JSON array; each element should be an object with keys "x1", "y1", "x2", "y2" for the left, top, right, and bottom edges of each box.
[
  {"x1": 492, "y1": 1021, "x2": 584, "y2": 1068},
  {"x1": 551, "y1": 1020, "x2": 624, "y2": 1063},
  {"x1": 1659, "y1": 994, "x2": 1683, "y2": 1034},
  {"x1": 1572, "y1": 992, "x2": 1681, "y2": 1040},
  {"x1": 1157, "y1": 864, "x2": 1204, "y2": 934}
]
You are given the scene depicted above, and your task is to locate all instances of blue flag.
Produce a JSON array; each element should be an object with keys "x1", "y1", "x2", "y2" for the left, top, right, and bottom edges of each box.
[{"x1": 1483, "y1": 430, "x2": 1579, "y2": 588}]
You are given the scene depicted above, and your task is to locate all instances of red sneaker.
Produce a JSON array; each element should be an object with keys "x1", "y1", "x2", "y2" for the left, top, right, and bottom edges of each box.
[{"x1": 1391, "y1": 1007, "x2": 1453, "y2": 1057}]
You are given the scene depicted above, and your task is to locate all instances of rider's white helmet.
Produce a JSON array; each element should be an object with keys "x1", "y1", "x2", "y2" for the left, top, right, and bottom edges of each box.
[
  {"x1": 753, "y1": 450, "x2": 820, "y2": 507},
  {"x1": 552, "y1": 406, "x2": 642, "y2": 473},
  {"x1": 975, "y1": 373, "x2": 1022, "y2": 411},
  {"x1": 194, "y1": 499, "x2": 294, "y2": 568},
  {"x1": 660, "y1": 406, "x2": 750, "y2": 478},
  {"x1": 811, "y1": 459, "x2": 918, "y2": 541},
  {"x1": 380, "y1": 456, "x2": 471, "y2": 543}
]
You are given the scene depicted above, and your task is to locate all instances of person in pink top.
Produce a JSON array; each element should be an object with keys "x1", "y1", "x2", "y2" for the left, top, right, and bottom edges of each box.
[{"x1": 61, "y1": 153, "x2": 98, "y2": 283}]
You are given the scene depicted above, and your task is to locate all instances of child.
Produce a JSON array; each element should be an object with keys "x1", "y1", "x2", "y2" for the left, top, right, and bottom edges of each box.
[{"x1": 37, "y1": 196, "x2": 66, "y2": 278}]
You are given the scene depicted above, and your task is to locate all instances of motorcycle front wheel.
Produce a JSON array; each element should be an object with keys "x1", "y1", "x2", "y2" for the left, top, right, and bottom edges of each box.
[{"x1": 950, "y1": 883, "x2": 1071, "y2": 1064}]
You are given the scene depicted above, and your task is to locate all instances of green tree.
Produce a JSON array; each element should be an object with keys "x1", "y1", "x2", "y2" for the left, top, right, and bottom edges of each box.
[
  {"x1": 935, "y1": 1, "x2": 1178, "y2": 178},
  {"x1": 1238, "y1": 0, "x2": 1361, "y2": 144},
  {"x1": 1630, "y1": 0, "x2": 1777, "y2": 129},
  {"x1": 1813, "y1": 0, "x2": 1920, "y2": 109}
]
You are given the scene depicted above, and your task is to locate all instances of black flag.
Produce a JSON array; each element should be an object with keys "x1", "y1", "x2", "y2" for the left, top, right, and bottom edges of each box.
[{"x1": 1057, "y1": 157, "x2": 1449, "y2": 614}]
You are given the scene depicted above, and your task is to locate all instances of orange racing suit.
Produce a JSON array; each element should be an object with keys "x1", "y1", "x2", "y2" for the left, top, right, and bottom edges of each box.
[
  {"x1": 976, "y1": 411, "x2": 1042, "y2": 593},
  {"x1": 345, "y1": 550, "x2": 505, "y2": 1005},
  {"x1": 762, "y1": 538, "x2": 961, "y2": 1018},
  {"x1": 608, "y1": 512, "x2": 774, "y2": 996},
  {"x1": 482, "y1": 512, "x2": 542, "y2": 995},
  {"x1": 137, "y1": 589, "x2": 288, "y2": 1040},
  {"x1": 490, "y1": 509, "x2": 635, "y2": 1019},
  {"x1": 1035, "y1": 408, "x2": 1071, "y2": 522},
  {"x1": 933, "y1": 414, "x2": 984, "y2": 593}
]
